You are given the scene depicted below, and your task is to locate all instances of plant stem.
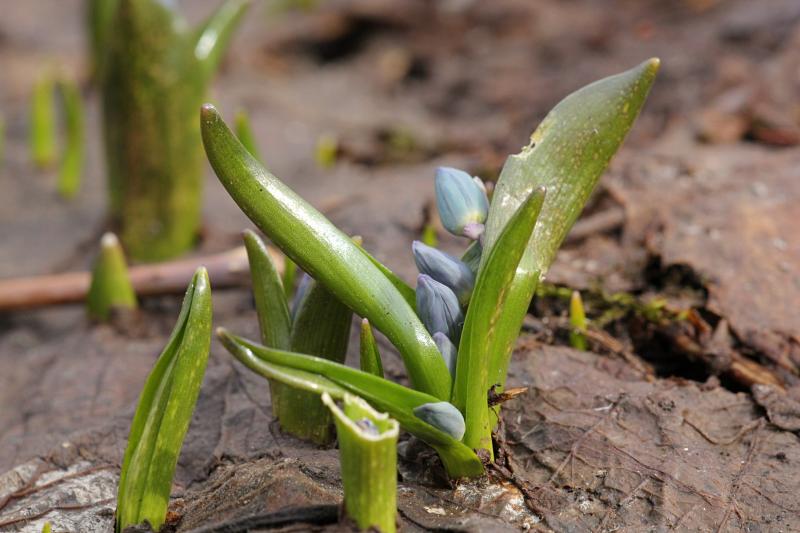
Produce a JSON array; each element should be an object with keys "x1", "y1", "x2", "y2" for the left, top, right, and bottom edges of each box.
[{"x1": 322, "y1": 393, "x2": 398, "y2": 533}]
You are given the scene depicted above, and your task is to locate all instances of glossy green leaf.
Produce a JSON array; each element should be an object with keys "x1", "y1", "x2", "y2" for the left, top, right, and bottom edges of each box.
[
  {"x1": 356, "y1": 243, "x2": 416, "y2": 310},
  {"x1": 218, "y1": 330, "x2": 484, "y2": 478},
  {"x1": 322, "y1": 393, "x2": 398, "y2": 533},
  {"x1": 116, "y1": 268, "x2": 212, "y2": 532},
  {"x1": 359, "y1": 318, "x2": 384, "y2": 378},
  {"x1": 451, "y1": 187, "x2": 545, "y2": 455},
  {"x1": 228, "y1": 335, "x2": 348, "y2": 398},
  {"x1": 243, "y1": 229, "x2": 291, "y2": 350},
  {"x1": 30, "y1": 73, "x2": 56, "y2": 169},
  {"x1": 202, "y1": 105, "x2": 450, "y2": 399},
  {"x1": 481, "y1": 58, "x2": 659, "y2": 392},
  {"x1": 87, "y1": 233, "x2": 137, "y2": 321},
  {"x1": 57, "y1": 78, "x2": 84, "y2": 199}
]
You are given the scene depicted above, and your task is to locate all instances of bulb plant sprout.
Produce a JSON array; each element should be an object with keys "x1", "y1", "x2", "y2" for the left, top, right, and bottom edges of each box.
[
  {"x1": 116, "y1": 268, "x2": 212, "y2": 532},
  {"x1": 202, "y1": 59, "x2": 659, "y2": 478},
  {"x1": 87, "y1": 233, "x2": 137, "y2": 322},
  {"x1": 244, "y1": 230, "x2": 353, "y2": 444},
  {"x1": 93, "y1": 0, "x2": 249, "y2": 261}
]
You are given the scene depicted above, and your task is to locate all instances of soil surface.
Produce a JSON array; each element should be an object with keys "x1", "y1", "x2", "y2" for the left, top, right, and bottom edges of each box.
[{"x1": 2, "y1": 0, "x2": 800, "y2": 531}]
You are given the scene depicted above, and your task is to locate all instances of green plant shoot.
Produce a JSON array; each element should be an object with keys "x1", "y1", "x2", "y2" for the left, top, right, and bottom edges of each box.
[
  {"x1": 97, "y1": 0, "x2": 249, "y2": 261},
  {"x1": 570, "y1": 290, "x2": 588, "y2": 350},
  {"x1": 30, "y1": 72, "x2": 56, "y2": 169},
  {"x1": 201, "y1": 104, "x2": 451, "y2": 400},
  {"x1": 116, "y1": 267, "x2": 212, "y2": 532},
  {"x1": 57, "y1": 78, "x2": 84, "y2": 199},
  {"x1": 86, "y1": 233, "x2": 137, "y2": 321}
]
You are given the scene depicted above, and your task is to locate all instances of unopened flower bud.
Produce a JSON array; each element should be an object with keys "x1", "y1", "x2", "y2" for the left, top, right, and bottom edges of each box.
[
  {"x1": 435, "y1": 167, "x2": 489, "y2": 239},
  {"x1": 412, "y1": 241, "x2": 474, "y2": 306},
  {"x1": 433, "y1": 332, "x2": 457, "y2": 378},
  {"x1": 416, "y1": 274, "x2": 464, "y2": 342},
  {"x1": 413, "y1": 401, "x2": 465, "y2": 441}
]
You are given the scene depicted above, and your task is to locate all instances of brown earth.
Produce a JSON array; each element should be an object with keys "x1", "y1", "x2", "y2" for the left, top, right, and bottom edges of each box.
[{"x1": 1, "y1": 0, "x2": 800, "y2": 531}]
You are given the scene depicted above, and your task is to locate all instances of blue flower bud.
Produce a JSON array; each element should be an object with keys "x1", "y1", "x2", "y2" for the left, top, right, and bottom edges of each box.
[
  {"x1": 433, "y1": 332, "x2": 457, "y2": 378},
  {"x1": 416, "y1": 274, "x2": 464, "y2": 342},
  {"x1": 412, "y1": 241, "x2": 475, "y2": 307},
  {"x1": 413, "y1": 401, "x2": 465, "y2": 441},
  {"x1": 435, "y1": 167, "x2": 489, "y2": 239}
]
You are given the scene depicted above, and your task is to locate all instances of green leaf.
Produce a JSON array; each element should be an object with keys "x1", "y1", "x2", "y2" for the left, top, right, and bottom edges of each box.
[
  {"x1": 227, "y1": 334, "x2": 348, "y2": 398},
  {"x1": 322, "y1": 393, "x2": 398, "y2": 533},
  {"x1": 481, "y1": 58, "x2": 659, "y2": 391},
  {"x1": 218, "y1": 329, "x2": 484, "y2": 478},
  {"x1": 359, "y1": 318, "x2": 384, "y2": 378},
  {"x1": 356, "y1": 242, "x2": 416, "y2": 311},
  {"x1": 243, "y1": 229, "x2": 291, "y2": 350},
  {"x1": 451, "y1": 187, "x2": 545, "y2": 455},
  {"x1": 116, "y1": 267, "x2": 212, "y2": 532},
  {"x1": 57, "y1": 78, "x2": 85, "y2": 199},
  {"x1": 201, "y1": 104, "x2": 450, "y2": 400},
  {"x1": 87, "y1": 233, "x2": 137, "y2": 321},
  {"x1": 192, "y1": 0, "x2": 251, "y2": 83}
]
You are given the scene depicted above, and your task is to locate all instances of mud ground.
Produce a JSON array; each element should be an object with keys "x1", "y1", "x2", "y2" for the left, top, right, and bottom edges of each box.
[{"x1": 1, "y1": 0, "x2": 800, "y2": 531}]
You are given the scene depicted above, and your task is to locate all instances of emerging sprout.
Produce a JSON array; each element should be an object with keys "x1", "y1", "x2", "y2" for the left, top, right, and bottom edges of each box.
[
  {"x1": 416, "y1": 274, "x2": 464, "y2": 343},
  {"x1": 116, "y1": 268, "x2": 212, "y2": 532},
  {"x1": 434, "y1": 166, "x2": 489, "y2": 239},
  {"x1": 86, "y1": 232, "x2": 137, "y2": 321},
  {"x1": 413, "y1": 240, "x2": 475, "y2": 307},
  {"x1": 569, "y1": 290, "x2": 588, "y2": 350}
]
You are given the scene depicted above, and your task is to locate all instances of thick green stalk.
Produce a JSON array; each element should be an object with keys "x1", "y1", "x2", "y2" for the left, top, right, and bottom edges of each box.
[
  {"x1": 98, "y1": 0, "x2": 248, "y2": 261},
  {"x1": 569, "y1": 290, "x2": 588, "y2": 350},
  {"x1": 201, "y1": 104, "x2": 450, "y2": 399},
  {"x1": 278, "y1": 277, "x2": 352, "y2": 444},
  {"x1": 359, "y1": 319, "x2": 384, "y2": 378},
  {"x1": 30, "y1": 73, "x2": 56, "y2": 169},
  {"x1": 481, "y1": 58, "x2": 660, "y2": 394},
  {"x1": 452, "y1": 188, "x2": 544, "y2": 456},
  {"x1": 86, "y1": 233, "x2": 137, "y2": 321},
  {"x1": 57, "y1": 79, "x2": 85, "y2": 199},
  {"x1": 322, "y1": 393, "x2": 398, "y2": 533},
  {"x1": 116, "y1": 267, "x2": 212, "y2": 532}
]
